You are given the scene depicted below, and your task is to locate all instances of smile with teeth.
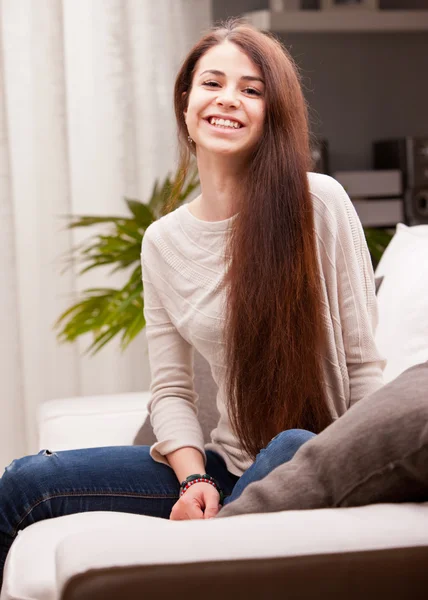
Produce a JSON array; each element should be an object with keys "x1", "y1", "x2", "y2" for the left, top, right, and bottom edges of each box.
[{"x1": 208, "y1": 117, "x2": 242, "y2": 129}]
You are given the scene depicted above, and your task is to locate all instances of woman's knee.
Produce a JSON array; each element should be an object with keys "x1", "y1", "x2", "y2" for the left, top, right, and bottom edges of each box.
[
  {"x1": 0, "y1": 451, "x2": 57, "y2": 535},
  {"x1": 1, "y1": 451, "x2": 57, "y2": 507},
  {"x1": 254, "y1": 429, "x2": 316, "y2": 474},
  {"x1": 267, "y1": 429, "x2": 316, "y2": 454}
]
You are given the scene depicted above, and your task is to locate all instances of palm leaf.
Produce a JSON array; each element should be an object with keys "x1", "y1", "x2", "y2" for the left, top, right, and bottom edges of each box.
[
  {"x1": 125, "y1": 200, "x2": 155, "y2": 228},
  {"x1": 55, "y1": 167, "x2": 199, "y2": 354}
]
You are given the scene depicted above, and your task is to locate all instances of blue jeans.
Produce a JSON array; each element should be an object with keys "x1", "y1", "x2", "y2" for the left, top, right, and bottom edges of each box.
[{"x1": 0, "y1": 429, "x2": 314, "y2": 588}]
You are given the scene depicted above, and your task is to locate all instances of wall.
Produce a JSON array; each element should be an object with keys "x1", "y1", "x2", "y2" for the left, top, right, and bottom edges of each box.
[
  {"x1": 213, "y1": 0, "x2": 428, "y2": 20},
  {"x1": 212, "y1": 0, "x2": 428, "y2": 171}
]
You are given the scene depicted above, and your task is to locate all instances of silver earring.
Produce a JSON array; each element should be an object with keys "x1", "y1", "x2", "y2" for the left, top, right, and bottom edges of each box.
[{"x1": 187, "y1": 135, "x2": 193, "y2": 144}]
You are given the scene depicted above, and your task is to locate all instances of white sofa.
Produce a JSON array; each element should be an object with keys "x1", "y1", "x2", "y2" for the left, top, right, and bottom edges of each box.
[{"x1": 2, "y1": 223, "x2": 428, "y2": 600}]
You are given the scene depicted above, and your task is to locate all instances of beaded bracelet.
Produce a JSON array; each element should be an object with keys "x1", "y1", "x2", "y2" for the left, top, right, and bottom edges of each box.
[{"x1": 179, "y1": 473, "x2": 225, "y2": 505}]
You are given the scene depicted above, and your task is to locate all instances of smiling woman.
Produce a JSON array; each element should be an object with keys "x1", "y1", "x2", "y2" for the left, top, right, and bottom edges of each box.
[
  {"x1": 167, "y1": 18, "x2": 338, "y2": 466},
  {"x1": 149, "y1": 18, "x2": 384, "y2": 513}
]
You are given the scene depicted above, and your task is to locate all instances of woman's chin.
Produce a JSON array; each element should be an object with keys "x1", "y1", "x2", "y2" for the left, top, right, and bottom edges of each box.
[{"x1": 198, "y1": 139, "x2": 248, "y2": 158}]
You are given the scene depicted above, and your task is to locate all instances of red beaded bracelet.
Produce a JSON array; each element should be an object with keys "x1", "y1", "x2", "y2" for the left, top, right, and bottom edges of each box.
[{"x1": 179, "y1": 473, "x2": 225, "y2": 504}]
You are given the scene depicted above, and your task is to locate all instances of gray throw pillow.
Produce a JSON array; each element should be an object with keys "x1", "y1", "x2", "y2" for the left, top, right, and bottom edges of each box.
[
  {"x1": 218, "y1": 361, "x2": 428, "y2": 518},
  {"x1": 133, "y1": 350, "x2": 219, "y2": 446}
]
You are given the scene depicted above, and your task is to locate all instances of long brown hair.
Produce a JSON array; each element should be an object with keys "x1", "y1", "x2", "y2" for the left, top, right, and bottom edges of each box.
[{"x1": 171, "y1": 19, "x2": 332, "y2": 458}]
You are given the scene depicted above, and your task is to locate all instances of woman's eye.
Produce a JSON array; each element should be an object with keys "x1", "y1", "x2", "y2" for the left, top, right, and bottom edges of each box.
[
  {"x1": 203, "y1": 81, "x2": 220, "y2": 87},
  {"x1": 244, "y1": 88, "x2": 261, "y2": 96}
]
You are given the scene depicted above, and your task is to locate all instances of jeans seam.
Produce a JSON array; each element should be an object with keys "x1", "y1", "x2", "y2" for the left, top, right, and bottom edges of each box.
[
  {"x1": 335, "y1": 441, "x2": 428, "y2": 507},
  {"x1": 12, "y1": 490, "x2": 178, "y2": 536}
]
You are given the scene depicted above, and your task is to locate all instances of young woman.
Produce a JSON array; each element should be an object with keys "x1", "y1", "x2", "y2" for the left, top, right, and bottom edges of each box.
[{"x1": 0, "y1": 19, "x2": 384, "y2": 587}]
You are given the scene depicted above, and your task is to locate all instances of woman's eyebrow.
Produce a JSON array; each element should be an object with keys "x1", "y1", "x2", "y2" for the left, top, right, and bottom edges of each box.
[{"x1": 199, "y1": 69, "x2": 265, "y2": 84}]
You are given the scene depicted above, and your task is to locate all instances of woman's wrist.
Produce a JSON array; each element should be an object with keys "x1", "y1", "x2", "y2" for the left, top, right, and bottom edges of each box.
[
  {"x1": 179, "y1": 473, "x2": 225, "y2": 505},
  {"x1": 166, "y1": 447, "x2": 206, "y2": 483}
]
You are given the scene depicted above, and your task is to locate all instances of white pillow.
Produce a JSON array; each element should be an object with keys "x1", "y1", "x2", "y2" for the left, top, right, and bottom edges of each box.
[
  {"x1": 374, "y1": 224, "x2": 428, "y2": 383},
  {"x1": 375, "y1": 223, "x2": 428, "y2": 279}
]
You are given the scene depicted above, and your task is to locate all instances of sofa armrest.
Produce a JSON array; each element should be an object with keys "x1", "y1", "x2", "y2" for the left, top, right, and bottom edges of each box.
[{"x1": 38, "y1": 392, "x2": 150, "y2": 451}]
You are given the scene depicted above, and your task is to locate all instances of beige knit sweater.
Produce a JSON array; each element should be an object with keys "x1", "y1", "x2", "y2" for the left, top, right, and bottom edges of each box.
[{"x1": 140, "y1": 172, "x2": 385, "y2": 477}]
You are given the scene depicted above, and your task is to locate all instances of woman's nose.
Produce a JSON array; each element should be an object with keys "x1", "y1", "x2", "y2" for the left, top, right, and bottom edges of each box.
[{"x1": 216, "y1": 88, "x2": 240, "y2": 108}]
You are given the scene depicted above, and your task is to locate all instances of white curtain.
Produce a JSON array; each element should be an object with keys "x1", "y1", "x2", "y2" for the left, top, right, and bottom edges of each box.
[{"x1": 0, "y1": 0, "x2": 211, "y2": 469}]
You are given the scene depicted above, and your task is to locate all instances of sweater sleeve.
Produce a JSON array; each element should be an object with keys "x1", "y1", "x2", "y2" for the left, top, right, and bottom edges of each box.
[
  {"x1": 331, "y1": 179, "x2": 386, "y2": 406},
  {"x1": 141, "y1": 231, "x2": 206, "y2": 467}
]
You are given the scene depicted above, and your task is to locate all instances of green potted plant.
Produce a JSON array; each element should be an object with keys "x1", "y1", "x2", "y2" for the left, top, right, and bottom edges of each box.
[
  {"x1": 364, "y1": 227, "x2": 394, "y2": 269},
  {"x1": 55, "y1": 170, "x2": 393, "y2": 355},
  {"x1": 55, "y1": 167, "x2": 199, "y2": 355}
]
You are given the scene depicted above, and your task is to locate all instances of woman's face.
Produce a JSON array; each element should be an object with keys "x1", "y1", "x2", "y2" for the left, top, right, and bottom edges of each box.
[{"x1": 184, "y1": 41, "x2": 266, "y2": 159}]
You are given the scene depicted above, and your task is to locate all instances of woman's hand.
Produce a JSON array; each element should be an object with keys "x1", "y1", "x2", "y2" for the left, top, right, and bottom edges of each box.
[{"x1": 170, "y1": 482, "x2": 220, "y2": 520}]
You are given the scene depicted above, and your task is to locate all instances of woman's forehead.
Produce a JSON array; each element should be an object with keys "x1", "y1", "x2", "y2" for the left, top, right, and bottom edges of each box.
[{"x1": 195, "y1": 42, "x2": 262, "y2": 79}]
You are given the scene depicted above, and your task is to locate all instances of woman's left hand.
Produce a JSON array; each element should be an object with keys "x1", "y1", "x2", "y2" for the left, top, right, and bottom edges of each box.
[{"x1": 170, "y1": 482, "x2": 221, "y2": 520}]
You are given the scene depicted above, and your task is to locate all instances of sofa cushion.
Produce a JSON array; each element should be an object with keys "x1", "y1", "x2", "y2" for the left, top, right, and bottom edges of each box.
[
  {"x1": 38, "y1": 393, "x2": 150, "y2": 451},
  {"x1": 4, "y1": 503, "x2": 428, "y2": 600},
  {"x1": 375, "y1": 224, "x2": 428, "y2": 383},
  {"x1": 56, "y1": 504, "x2": 428, "y2": 600}
]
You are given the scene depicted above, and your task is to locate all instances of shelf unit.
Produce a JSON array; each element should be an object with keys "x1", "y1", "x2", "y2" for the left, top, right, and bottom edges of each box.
[{"x1": 243, "y1": 10, "x2": 428, "y2": 33}]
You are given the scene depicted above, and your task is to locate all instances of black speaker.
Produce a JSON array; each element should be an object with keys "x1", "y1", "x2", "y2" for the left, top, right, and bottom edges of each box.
[
  {"x1": 373, "y1": 137, "x2": 428, "y2": 189},
  {"x1": 373, "y1": 137, "x2": 428, "y2": 225},
  {"x1": 404, "y1": 188, "x2": 428, "y2": 226}
]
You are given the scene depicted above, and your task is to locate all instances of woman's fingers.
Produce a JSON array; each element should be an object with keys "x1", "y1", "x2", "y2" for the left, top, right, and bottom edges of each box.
[
  {"x1": 203, "y1": 488, "x2": 220, "y2": 519},
  {"x1": 170, "y1": 492, "x2": 204, "y2": 520},
  {"x1": 169, "y1": 483, "x2": 220, "y2": 520},
  {"x1": 203, "y1": 501, "x2": 220, "y2": 519}
]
